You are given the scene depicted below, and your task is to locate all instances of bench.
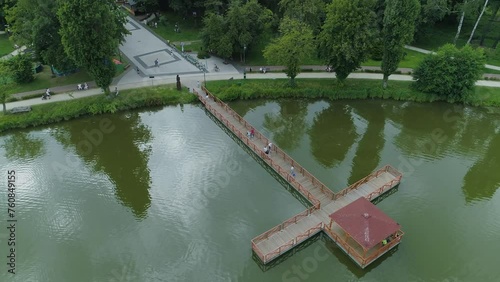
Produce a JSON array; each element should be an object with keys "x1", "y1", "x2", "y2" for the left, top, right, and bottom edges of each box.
[{"x1": 9, "y1": 106, "x2": 32, "y2": 114}]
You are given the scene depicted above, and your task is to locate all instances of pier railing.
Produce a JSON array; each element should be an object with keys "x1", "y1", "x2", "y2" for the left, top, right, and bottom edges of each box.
[
  {"x1": 254, "y1": 222, "x2": 323, "y2": 263},
  {"x1": 200, "y1": 87, "x2": 333, "y2": 204},
  {"x1": 334, "y1": 165, "x2": 399, "y2": 200}
]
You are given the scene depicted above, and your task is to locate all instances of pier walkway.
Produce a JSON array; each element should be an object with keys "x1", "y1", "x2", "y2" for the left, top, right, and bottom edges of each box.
[{"x1": 196, "y1": 87, "x2": 404, "y2": 268}]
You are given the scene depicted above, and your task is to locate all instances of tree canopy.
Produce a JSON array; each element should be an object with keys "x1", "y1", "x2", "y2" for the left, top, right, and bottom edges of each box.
[
  {"x1": 319, "y1": 0, "x2": 377, "y2": 82},
  {"x1": 200, "y1": 0, "x2": 273, "y2": 61},
  {"x1": 381, "y1": 0, "x2": 420, "y2": 88},
  {"x1": 263, "y1": 17, "x2": 314, "y2": 86},
  {"x1": 57, "y1": 0, "x2": 128, "y2": 94}
]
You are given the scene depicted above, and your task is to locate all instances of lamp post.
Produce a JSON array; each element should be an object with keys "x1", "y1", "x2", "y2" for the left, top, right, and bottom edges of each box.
[{"x1": 243, "y1": 45, "x2": 247, "y2": 79}]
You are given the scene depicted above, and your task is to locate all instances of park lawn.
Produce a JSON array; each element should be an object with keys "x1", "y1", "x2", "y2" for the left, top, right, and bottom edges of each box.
[
  {"x1": 154, "y1": 11, "x2": 201, "y2": 43},
  {"x1": 363, "y1": 49, "x2": 428, "y2": 69},
  {"x1": 0, "y1": 34, "x2": 15, "y2": 57},
  {"x1": 5, "y1": 66, "x2": 92, "y2": 95}
]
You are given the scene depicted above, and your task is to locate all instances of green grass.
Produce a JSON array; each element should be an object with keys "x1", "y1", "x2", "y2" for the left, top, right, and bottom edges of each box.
[
  {"x1": 0, "y1": 84, "x2": 197, "y2": 133},
  {"x1": 413, "y1": 16, "x2": 500, "y2": 66},
  {"x1": 153, "y1": 11, "x2": 201, "y2": 43},
  {"x1": 363, "y1": 49, "x2": 428, "y2": 69},
  {"x1": 0, "y1": 34, "x2": 15, "y2": 57},
  {"x1": 4, "y1": 66, "x2": 93, "y2": 95},
  {"x1": 206, "y1": 78, "x2": 500, "y2": 107}
]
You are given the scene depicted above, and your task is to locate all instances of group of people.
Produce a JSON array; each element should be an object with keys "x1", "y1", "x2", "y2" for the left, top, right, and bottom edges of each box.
[
  {"x1": 77, "y1": 82, "x2": 89, "y2": 90},
  {"x1": 246, "y1": 128, "x2": 255, "y2": 139}
]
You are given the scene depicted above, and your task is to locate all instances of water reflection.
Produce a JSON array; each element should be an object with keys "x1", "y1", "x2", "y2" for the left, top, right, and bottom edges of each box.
[
  {"x1": 309, "y1": 103, "x2": 358, "y2": 168},
  {"x1": 347, "y1": 102, "x2": 385, "y2": 184},
  {"x1": 1, "y1": 131, "x2": 45, "y2": 160},
  {"x1": 263, "y1": 99, "x2": 308, "y2": 151},
  {"x1": 463, "y1": 133, "x2": 500, "y2": 202},
  {"x1": 390, "y1": 102, "x2": 460, "y2": 159},
  {"x1": 51, "y1": 112, "x2": 153, "y2": 219}
]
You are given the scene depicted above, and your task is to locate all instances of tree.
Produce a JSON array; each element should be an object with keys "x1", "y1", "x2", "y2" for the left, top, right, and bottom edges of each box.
[
  {"x1": 319, "y1": 0, "x2": 377, "y2": 83},
  {"x1": 57, "y1": 0, "x2": 128, "y2": 95},
  {"x1": 0, "y1": 62, "x2": 14, "y2": 114},
  {"x1": 6, "y1": 0, "x2": 76, "y2": 71},
  {"x1": 381, "y1": 0, "x2": 420, "y2": 88},
  {"x1": 5, "y1": 53, "x2": 34, "y2": 84},
  {"x1": 279, "y1": 0, "x2": 327, "y2": 34},
  {"x1": 453, "y1": 0, "x2": 484, "y2": 45},
  {"x1": 467, "y1": 0, "x2": 489, "y2": 44},
  {"x1": 413, "y1": 44, "x2": 485, "y2": 101},
  {"x1": 263, "y1": 17, "x2": 314, "y2": 86},
  {"x1": 200, "y1": 0, "x2": 273, "y2": 61},
  {"x1": 479, "y1": 0, "x2": 500, "y2": 46}
]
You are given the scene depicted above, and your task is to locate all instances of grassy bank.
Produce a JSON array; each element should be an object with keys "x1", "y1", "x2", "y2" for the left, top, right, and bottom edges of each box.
[
  {"x1": 0, "y1": 85, "x2": 197, "y2": 133},
  {"x1": 206, "y1": 78, "x2": 500, "y2": 107}
]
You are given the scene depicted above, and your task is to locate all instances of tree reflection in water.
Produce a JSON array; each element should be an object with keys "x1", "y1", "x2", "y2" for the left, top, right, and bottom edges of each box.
[{"x1": 51, "y1": 112, "x2": 153, "y2": 219}]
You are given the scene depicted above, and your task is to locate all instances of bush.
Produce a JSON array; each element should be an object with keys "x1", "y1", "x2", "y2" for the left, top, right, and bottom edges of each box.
[
  {"x1": 413, "y1": 44, "x2": 485, "y2": 101},
  {"x1": 5, "y1": 54, "x2": 34, "y2": 84},
  {"x1": 197, "y1": 50, "x2": 210, "y2": 59}
]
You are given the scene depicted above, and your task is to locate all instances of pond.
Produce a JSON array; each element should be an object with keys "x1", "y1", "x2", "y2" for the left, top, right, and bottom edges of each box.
[{"x1": 0, "y1": 99, "x2": 499, "y2": 281}]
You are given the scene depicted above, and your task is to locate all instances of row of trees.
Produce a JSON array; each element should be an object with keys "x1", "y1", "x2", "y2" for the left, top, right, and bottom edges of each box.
[
  {"x1": 261, "y1": 0, "x2": 420, "y2": 88},
  {"x1": 2, "y1": 0, "x2": 128, "y2": 94}
]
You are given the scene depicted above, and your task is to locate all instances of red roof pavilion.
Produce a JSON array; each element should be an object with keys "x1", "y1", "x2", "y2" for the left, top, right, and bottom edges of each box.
[{"x1": 329, "y1": 197, "x2": 400, "y2": 250}]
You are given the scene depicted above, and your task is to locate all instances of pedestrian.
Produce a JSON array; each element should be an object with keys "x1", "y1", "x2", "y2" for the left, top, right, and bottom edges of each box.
[
  {"x1": 264, "y1": 147, "x2": 269, "y2": 155},
  {"x1": 268, "y1": 142, "x2": 272, "y2": 151},
  {"x1": 291, "y1": 166, "x2": 295, "y2": 177},
  {"x1": 154, "y1": 22, "x2": 158, "y2": 28},
  {"x1": 46, "y1": 88, "x2": 51, "y2": 99},
  {"x1": 154, "y1": 58, "x2": 159, "y2": 67},
  {"x1": 136, "y1": 66, "x2": 140, "y2": 74},
  {"x1": 250, "y1": 128, "x2": 255, "y2": 138},
  {"x1": 197, "y1": 80, "x2": 200, "y2": 88}
]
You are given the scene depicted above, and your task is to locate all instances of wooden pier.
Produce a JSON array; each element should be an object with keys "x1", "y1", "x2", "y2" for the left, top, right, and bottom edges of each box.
[{"x1": 197, "y1": 87, "x2": 404, "y2": 269}]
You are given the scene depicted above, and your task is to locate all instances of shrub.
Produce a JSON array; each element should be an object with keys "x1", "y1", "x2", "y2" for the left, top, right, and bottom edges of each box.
[
  {"x1": 413, "y1": 44, "x2": 485, "y2": 101},
  {"x1": 5, "y1": 54, "x2": 34, "y2": 84}
]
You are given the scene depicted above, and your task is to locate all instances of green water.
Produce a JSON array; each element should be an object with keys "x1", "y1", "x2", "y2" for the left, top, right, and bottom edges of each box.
[{"x1": 0, "y1": 99, "x2": 499, "y2": 282}]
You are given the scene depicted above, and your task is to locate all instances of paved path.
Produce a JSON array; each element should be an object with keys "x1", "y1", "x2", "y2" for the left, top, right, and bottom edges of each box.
[
  {"x1": 117, "y1": 16, "x2": 238, "y2": 86},
  {"x1": 5, "y1": 22, "x2": 500, "y2": 111},
  {"x1": 405, "y1": 45, "x2": 500, "y2": 71},
  {"x1": 6, "y1": 70, "x2": 500, "y2": 111}
]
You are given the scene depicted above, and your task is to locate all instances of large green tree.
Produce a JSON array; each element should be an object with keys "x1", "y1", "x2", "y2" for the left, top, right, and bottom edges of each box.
[
  {"x1": 319, "y1": 0, "x2": 377, "y2": 83},
  {"x1": 381, "y1": 0, "x2": 420, "y2": 88},
  {"x1": 57, "y1": 0, "x2": 128, "y2": 95},
  {"x1": 5, "y1": 0, "x2": 75, "y2": 71},
  {"x1": 200, "y1": 0, "x2": 272, "y2": 62},
  {"x1": 263, "y1": 17, "x2": 314, "y2": 86},
  {"x1": 413, "y1": 44, "x2": 485, "y2": 101}
]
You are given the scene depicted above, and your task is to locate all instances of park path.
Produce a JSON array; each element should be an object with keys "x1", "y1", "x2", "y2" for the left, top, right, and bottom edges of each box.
[
  {"x1": 404, "y1": 45, "x2": 500, "y2": 71},
  {"x1": 6, "y1": 71, "x2": 500, "y2": 111},
  {"x1": 116, "y1": 16, "x2": 238, "y2": 88}
]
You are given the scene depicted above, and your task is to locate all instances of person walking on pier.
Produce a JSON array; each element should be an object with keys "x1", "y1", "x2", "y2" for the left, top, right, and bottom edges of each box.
[
  {"x1": 250, "y1": 128, "x2": 255, "y2": 138},
  {"x1": 290, "y1": 166, "x2": 295, "y2": 177},
  {"x1": 268, "y1": 142, "x2": 273, "y2": 154}
]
